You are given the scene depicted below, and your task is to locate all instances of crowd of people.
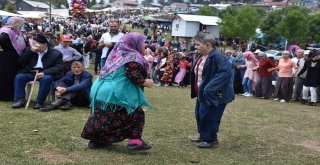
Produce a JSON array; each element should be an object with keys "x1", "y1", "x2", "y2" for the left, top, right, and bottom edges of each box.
[
  {"x1": 226, "y1": 48, "x2": 320, "y2": 106},
  {"x1": 0, "y1": 15, "x2": 319, "y2": 154}
]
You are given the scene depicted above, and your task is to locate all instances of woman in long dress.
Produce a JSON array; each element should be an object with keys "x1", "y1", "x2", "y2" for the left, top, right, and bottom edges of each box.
[
  {"x1": 81, "y1": 33, "x2": 153, "y2": 153},
  {"x1": 0, "y1": 17, "x2": 26, "y2": 101}
]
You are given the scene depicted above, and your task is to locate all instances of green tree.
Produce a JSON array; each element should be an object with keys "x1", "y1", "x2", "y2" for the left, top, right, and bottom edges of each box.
[
  {"x1": 220, "y1": 11, "x2": 237, "y2": 39},
  {"x1": 220, "y1": 5, "x2": 261, "y2": 45},
  {"x1": 4, "y1": 1, "x2": 15, "y2": 13},
  {"x1": 63, "y1": 0, "x2": 69, "y2": 8},
  {"x1": 197, "y1": 5, "x2": 219, "y2": 16},
  {"x1": 235, "y1": 5, "x2": 261, "y2": 43},
  {"x1": 89, "y1": 0, "x2": 97, "y2": 7},
  {"x1": 142, "y1": 0, "x2": 153, "y2": 7},
  {"x1": 275, "y1": 7, "x2": 309, "y2": 44},
  {"x1": 219, "y1": 6, "x2": 236, "y2": 19},
  {"x1": 307, "y1": 14, "x2": 320, "y2": 43},
  {"x1": 0, "y1": 0, "x2": 7, "y2": 10},
  {"x1": 158, "y1": 0, "x2": 166, "y2": 6},
  {"x1": 260, "y1": 10, "x2": 283, "y2": 44}
]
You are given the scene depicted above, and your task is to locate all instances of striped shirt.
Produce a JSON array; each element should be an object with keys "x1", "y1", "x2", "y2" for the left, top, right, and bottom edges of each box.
[{"x1": 195, "y1": 55, "x2": 208, "y2": 90}]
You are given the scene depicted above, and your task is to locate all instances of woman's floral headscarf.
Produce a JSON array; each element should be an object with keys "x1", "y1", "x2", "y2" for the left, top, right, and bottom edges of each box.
[{"x1": 99, "y1": 32, "x2": 148, "y2": 79}]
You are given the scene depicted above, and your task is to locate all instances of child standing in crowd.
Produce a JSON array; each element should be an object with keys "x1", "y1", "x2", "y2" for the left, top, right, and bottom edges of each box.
[
  {"x1": 174, "y1": 56, "x2": 191, "y2": 88},
  {"x1": 156, "y1": 48, "x2": 168, "y2": 86},
  {"x1": 144, "y1": 47, "x2": 154, "y2": 78},
  {"x1": 152, "y1": 47, "x2": 162, "y2": 85},
  {"x1": 161, "y1": 53, "x2": 174, "y2": 87}
]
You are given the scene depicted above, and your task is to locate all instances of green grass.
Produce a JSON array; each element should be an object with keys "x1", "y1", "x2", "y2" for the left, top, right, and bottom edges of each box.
[{"x1": 1, "y1": 85, "x2": 320, "y2": 164}]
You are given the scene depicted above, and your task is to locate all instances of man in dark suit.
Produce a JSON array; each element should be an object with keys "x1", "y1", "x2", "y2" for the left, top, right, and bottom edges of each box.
[
  {"x1": 40, "y1": 61, "x2": 92, "y2": 112},
  {"x1": 12, "y1": 34, "x2": 64, "y2": 109},
  {"x1": 190, "y1": 32, "x2": 234, "y2": 148}
]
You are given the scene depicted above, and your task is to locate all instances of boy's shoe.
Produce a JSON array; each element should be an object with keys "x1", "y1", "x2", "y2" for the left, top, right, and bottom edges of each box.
[
  {"x1": 244, "y1": 93, "x2": 252, "y2": 97},
  {"x1": 127, "y1": 140, "x2": 152, "y2": 153},
  {"x1": 308, "y1": 102, "x2": 316, "y2": 106},
  {"x1": 60, "y1": 102, "x2": 73, "y2": 111},
  {"x1": 190, "y1": 137, "x2": 202, "y2": 143},
  {"x1": 88, "y1": 140, "x2": 112, "y2": 149},
  {"x1": 197, "y1": 140, "x2": 219, "y2": 148},
  {"x1": 274, "y1": 98, "x2": 279, "y2": 101}
]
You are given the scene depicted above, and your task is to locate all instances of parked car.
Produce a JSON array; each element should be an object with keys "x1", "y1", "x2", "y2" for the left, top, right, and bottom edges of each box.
[{"x1": 265, "y1": 50, "x2": 294, "y2": 60}]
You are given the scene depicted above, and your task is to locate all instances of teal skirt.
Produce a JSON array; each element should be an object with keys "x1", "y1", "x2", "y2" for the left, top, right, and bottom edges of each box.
[{"x1": 90, "y1": 66, "x2": 151, "y2": 114}]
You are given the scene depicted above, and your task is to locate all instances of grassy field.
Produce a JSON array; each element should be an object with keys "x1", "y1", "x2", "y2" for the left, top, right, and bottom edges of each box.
[{"x1": 0, "y1": 83, "x2": 320, "y2": 164}]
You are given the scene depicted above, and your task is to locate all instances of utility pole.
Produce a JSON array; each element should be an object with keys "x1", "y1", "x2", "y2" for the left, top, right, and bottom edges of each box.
[{"x1": 49, "y1": 0, "x2": 52, "y2": 27}]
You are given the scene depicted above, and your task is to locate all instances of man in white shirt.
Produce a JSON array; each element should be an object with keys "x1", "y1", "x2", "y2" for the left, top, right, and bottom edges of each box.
[{"x1": 98, "y1": 21, "x2": 123, "y2": 67}]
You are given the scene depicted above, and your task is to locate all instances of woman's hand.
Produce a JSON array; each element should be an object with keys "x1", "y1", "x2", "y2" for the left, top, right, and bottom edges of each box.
[{"x1": 143, "y1": 79, "x2": 154, "y2": 88}]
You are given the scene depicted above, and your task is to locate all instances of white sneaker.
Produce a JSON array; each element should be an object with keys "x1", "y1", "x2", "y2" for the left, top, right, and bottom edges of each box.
[
  {"x1": 274, "y1": 98, "x2": 279, "y2": 101},
  {"x1": 241, "y1": 92, "x2": 248, "y2": 96},
  {"x1": 245, "y1": 93, "x2": 252, "y2": 97},
  {"x1": 280, "y1": 99, "x2": 286, "y2": 103}
]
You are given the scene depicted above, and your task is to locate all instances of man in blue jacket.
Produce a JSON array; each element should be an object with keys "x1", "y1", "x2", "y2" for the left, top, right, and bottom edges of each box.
[
  {"x1": 190, "y1": 32, "x2": 234, "y2": 148},
  {"x1": 40, "y1": 61, "x2": 93, "y2": 112}
]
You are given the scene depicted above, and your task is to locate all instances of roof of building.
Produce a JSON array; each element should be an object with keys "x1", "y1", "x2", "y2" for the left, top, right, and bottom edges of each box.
[
  {"x1": 113, "y1": 0, "x2": 139, "y2": 5},
  {"x1": 176, "y1": 14, "x2": 221, "y2": 26},
  {"x1": 21, "y1": 0, "x2": 50, "y2": 9}
]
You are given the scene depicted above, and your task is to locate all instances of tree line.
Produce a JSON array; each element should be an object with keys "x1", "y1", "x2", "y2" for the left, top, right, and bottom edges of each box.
[{"x1": 198, "y1": 5, "x2": 320, "y2": 48}]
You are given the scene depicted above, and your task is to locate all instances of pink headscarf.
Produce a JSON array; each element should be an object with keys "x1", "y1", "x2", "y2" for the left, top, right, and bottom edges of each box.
[
  {"x1": 99, "y1": 32, "x2": 148, "y2": 79},
  {"x1": 243, "y1": 51, "x2": 258, "y2": 62},
  {"x1": 0, "y1": 17, "x2": 26, "y2": 55}
]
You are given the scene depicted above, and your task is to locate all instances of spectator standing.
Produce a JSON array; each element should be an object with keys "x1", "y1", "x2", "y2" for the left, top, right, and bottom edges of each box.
[
  {"x1": 0, "y1": 17, "x2": 26, "y2": 101},
  {"x1": 270, "y1": 51, "x2": 298, "y2": 103},
  {"x1": 54, "y1": 35, "x2": 83, "y2": 74},
  {"x1": 98, "y1": 21, "x2": 123, "y2": 67},
  {"x1": 292, "y1": 49, "x2": 306, "y2": 101}
]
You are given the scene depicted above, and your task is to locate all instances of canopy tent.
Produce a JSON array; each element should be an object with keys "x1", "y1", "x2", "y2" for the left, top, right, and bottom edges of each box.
[
  {"x1": 0, "y1": 10, "x2": 21, "y2": 17},
  {"x1": 140, "y1": 15, "x2": 155, "y2": 21},
  {"x1": 86, "y1": 9, "x2": 103, "y2": 13},
  {"x1": 140, "y1": 15, "x2": 172, "y2": 25},
  {"x1": 102, "y1": 7, "x2": 124, "y2": 12},
  {"x1": 17, "y1": 11, "x2": 46, "y2": 18}
]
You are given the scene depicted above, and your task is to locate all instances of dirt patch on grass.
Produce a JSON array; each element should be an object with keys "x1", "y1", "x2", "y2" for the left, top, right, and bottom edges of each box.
[
  {"x1": 296, "y1": 140, "x2": 320, "y2": 153},
  {"x1": 33, "y1": 148, "x2": 74, "y2": 164}
]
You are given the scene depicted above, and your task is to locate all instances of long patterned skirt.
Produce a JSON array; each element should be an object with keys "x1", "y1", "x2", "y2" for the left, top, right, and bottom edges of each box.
[{"x1": 81, "y1": 107, "x2": 145, "y2": 143}]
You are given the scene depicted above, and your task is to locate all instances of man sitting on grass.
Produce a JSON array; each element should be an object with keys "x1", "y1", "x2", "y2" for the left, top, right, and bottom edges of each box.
[{"x1": 40, "y1": 61, "x2": 92, "y2": 112}]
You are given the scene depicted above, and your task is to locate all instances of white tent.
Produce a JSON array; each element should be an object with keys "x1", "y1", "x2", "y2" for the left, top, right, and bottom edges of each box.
[
  {"x1": 0, "y1": 10, "x2": 21, "y2": 17},
  {"x1": 17, "y1": 11, "x2": 46, "y2": 18},
  {"x1": 86, "y1": 9, "x2": 103, "y2": 13},
  {"x1": 102, "y1": 7, "x2": 124, "y2": 12}
]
